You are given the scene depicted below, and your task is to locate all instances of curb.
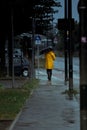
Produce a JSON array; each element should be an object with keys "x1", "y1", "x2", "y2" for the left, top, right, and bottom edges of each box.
[
  {"x1": 8, "y1": 90, "x2": 34, "y2": 130},
  {"x1": 8, "y1": 110, "x2": 22, "y2": 130}
]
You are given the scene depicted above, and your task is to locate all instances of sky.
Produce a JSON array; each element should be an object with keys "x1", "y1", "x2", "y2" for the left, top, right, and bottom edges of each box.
[{"x1": 54, "y1": 0, "x2": 79, "y2": 23}]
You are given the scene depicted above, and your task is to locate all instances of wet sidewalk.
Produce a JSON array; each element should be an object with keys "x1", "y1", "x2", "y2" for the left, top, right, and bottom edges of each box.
[{"x1": 8, "y1": 72, "x2": 80, "y2": 130}]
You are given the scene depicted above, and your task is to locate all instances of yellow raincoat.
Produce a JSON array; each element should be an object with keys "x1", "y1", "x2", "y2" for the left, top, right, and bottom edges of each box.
[{"x1": 45, "y1": 51, "x2": 56, "y2": 69}]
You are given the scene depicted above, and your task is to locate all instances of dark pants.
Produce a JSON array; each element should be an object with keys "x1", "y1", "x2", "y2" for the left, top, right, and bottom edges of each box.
[{"x1": 46, "y1": 69, "x2": 52, "y2": 81}]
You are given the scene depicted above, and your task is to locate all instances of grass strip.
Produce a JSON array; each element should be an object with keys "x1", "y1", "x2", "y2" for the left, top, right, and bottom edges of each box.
[{"x1": 0, "y1": 78, "x2": 39, "y2": 120}]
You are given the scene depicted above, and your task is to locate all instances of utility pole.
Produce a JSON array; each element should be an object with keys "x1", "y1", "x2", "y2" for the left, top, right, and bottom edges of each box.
[
  {"x1": 68, "y1": 0, "x2": 73, "y2": 91},
  {"x1": 64, "y1": 0, "x2": 68, "y2": 85},
  {"x1": 32, "y1": 17, "x2": 35, "y2": 78},
  {"x1": 78, "y1": 0, "x2": 87, "y2": 130},
  {"x1": 11, "y1": 9, "x2": 15, "y2": 88},
  {"x1": 58, "y1": 0, "x2": 74, "y2": 90}
]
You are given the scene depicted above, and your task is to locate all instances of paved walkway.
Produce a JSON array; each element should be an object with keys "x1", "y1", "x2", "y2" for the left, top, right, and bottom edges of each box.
[{"x1": 8, "y1": 69, "x2": 80, "y2": 130}]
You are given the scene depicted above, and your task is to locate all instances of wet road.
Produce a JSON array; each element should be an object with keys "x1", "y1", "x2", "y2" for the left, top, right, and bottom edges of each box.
[{"x1": 54, "y1": 57, "x2": 79, "y2": 73}]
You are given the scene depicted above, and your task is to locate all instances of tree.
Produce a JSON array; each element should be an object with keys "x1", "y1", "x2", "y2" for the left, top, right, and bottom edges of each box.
[
  {"x1": 32, "y1": 0, "x2": 61, "y2": 34},
  {"x1": 0, "y1": 0, "x2": 62, "y2": 76}
]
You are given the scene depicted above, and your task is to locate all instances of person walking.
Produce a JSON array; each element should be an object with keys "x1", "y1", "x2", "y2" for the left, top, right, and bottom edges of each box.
[{"x1": 45, "y1": 46, "x2": 56, "y2": 82}]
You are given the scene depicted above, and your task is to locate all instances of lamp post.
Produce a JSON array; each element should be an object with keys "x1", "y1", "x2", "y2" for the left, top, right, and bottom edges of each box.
[{"x1": 78, "y1": 0, "x2": 87, "y2": 130}]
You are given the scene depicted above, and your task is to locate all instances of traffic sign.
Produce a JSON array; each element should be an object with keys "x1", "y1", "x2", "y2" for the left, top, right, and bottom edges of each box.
[{"x1": 35, "y1": 35, "x2": 41, "y2": 45}]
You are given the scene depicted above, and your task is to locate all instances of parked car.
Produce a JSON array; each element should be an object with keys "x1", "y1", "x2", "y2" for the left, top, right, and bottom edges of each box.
[
  {"x1": 5, "y1": 57, "x2": 30, "y2": 77},
  {"x1": 13, "y1": 57, "x2": 30, "y2": 77}
]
